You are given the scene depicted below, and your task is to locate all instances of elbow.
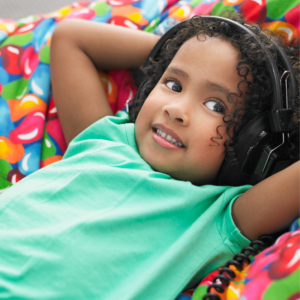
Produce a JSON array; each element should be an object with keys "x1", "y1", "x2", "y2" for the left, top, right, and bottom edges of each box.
[
  {"x1": 52, "y1": 19, "x2": 74, "y2": 43},
  {"x1": 50, "y1": 20, "x2": 80, "y2": 65},
  {"x1": 51, "y1": 19, "x2": 84, "y2": 49}
]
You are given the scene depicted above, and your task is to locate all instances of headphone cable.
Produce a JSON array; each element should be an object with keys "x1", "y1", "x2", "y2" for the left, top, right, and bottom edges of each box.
[{"x1": 202, "y1": 235, "x2": 274, "y2": 300}]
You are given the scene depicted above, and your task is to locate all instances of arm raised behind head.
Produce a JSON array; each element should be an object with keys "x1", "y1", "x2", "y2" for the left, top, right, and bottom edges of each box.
[
  {"x1": 232, "y1": 161, "x2": 300, "y2": 240},
  {"x1": 50, "y1": 19, "x2": 159, "y2": 144}
]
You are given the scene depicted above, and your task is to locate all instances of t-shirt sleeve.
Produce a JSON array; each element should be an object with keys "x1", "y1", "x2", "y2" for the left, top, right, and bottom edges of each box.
[
  {"x1": 185, "y1": 185, "x2": 252, "y2": 288},
  {"x1": 216, "y1": 186, "x2": 251, "y2": 251}
]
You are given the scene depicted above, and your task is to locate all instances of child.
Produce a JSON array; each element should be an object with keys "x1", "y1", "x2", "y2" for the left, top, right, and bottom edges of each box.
[{"x1": 0, "y1": 14, "x2": 298, "y2": 299}]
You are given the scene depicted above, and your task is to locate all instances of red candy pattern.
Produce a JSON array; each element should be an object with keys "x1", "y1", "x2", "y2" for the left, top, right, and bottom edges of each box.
[
  {"x1": 9, "y1": 111, "x2": 45, "y2": 144},
  {"x1": 20, "y1": 46, "x2": 40, "y2": 79},
  {"x1": 2, "y1": 45, "x2": 24, "y2": 75},
  {"x1": 239, "y1": 0, "x2": 267, "y2": 24}
]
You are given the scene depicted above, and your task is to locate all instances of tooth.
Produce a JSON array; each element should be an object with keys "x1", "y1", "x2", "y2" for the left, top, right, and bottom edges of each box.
[
  {"x1": 178, "y1": 142, "x2": 182, "y2": 147},
  {"x1": 171, "y1": 138, "x2": 177, "y2": 144},
  {"x1": 166, "y1": 135, "x2": 172, "y2": 142},
  {"x1": 161, "y1": 132, "x2": 167, "y2": 138},
  {"x1": 157, "y1": 129, "x2": 161, "y2": 135}
]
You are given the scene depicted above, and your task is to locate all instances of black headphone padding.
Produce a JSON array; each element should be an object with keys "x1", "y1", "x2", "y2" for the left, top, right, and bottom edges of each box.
[{"x1": 218, "y1": 112, "x2": 291, "y2": 186}]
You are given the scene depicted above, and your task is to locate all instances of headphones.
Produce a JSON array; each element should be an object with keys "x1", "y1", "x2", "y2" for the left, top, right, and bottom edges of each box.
[{"x1": 128, "y1": 16, "x2": 297, "y2": 186}]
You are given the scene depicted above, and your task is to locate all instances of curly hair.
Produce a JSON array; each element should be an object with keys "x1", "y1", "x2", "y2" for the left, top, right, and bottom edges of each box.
[{"x1": 129, "y1": 13, "x2": 299, "y2": 163}]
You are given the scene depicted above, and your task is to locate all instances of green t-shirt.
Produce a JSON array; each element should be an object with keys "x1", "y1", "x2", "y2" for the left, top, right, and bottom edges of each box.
[{"x1": 0, "y1": 111, "x2": 251, "y2": 300}]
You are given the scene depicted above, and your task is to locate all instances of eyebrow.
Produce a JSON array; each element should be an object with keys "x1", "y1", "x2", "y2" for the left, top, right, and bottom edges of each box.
[
  {"x1": 167, "y1": 67, "x2": 189, "y2": 79},
  {"x1": 205, "y1": 81, "x2": 231, "y2": 97}
]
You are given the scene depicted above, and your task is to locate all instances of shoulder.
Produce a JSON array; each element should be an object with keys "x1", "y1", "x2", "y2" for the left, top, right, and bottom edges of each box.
[
  {"x1": 72, "y1": 111, "x2": 132, "y2": 143},
  {"x1": 63, "y1": 111, "x2": 137, "y2": 159}
]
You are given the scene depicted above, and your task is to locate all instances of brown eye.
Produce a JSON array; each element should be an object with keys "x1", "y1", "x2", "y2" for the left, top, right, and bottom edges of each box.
[
  {"x1": 166, "y1": 81, "x2": 182, "y2": 92},
  {"x1": 204, "y1": 100, "x2": 225, "y2": 114}
]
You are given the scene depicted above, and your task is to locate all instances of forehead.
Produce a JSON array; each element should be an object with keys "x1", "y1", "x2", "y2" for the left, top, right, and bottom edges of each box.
[
  {"x1": 173, "y1": 35, "x2": 239, "y2": 62},
  {"x1": 169, "y1": 35, "x2": 240, "y2": 76},
  {"x1": 166, "y1": 35, "x2": 242, "y2": 95}
]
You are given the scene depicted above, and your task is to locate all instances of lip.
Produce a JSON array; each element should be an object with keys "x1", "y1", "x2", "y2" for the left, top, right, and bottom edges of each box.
[{"x1": 152, "y1": 123, "x2": 185, "y2": 147}]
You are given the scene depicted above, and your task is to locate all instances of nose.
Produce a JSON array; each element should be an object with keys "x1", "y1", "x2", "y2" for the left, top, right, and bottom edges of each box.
[{"x1": 162, "y1": 102, "x2": 190, "y2": 126}]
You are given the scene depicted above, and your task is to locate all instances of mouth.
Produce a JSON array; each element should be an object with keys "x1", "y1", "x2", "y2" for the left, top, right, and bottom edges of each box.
[{"x1": 152, "y1": 124, "x2": 185, "y2": 149}]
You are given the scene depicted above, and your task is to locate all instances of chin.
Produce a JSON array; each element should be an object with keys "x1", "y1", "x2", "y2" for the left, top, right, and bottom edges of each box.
[
  {"x1": 169, "y1": 170, "x2": 218, "y2": 186},
  {"x1": 143, "y1": 156, "x2": 181, "y2": 179},
  {"x1": 139, "y1": 149, "x2": 218, "y2": 185},
  {"x1": 150, "y1": 163, "x2": 205, "y2": 185}
]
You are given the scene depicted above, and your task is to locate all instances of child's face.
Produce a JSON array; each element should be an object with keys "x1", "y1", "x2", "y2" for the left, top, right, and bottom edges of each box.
[{"x1": 135, "y1": 35, "x2": 245, "y2": 185}]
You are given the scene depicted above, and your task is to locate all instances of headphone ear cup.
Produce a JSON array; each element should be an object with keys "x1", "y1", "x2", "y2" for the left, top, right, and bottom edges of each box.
[{"x1": 218, "y1": 112, "x2": 291, "y2": 186}]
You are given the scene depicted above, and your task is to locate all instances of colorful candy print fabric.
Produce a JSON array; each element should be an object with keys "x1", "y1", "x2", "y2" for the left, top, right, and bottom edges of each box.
[
  {"x1": 0, "y1": 1, "x2": 299, "y2": 299},
  {"x1": 176, "y1": 218, "x2": 300, "y2": 300}
]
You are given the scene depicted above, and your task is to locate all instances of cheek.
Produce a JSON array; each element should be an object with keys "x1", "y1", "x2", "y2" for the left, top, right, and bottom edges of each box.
[
  {"x1": 212, "y1": 125, "x2": 229, "y2": 147},
  {"x1": 135, "y1": 110, "x2": 146, "y2": 149},
  {"x1": 188, "y1": 119, "x2": 228, "y2": 165},
  {"x1": 193, "y1": 115, "x2": 229, "y2": 146},
  {"x1": 134, "y1": 89, "x2": 163, "y2": 133},
  {"x1": 134, "y1": 97, "x2": 155, "y2": 149}
]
